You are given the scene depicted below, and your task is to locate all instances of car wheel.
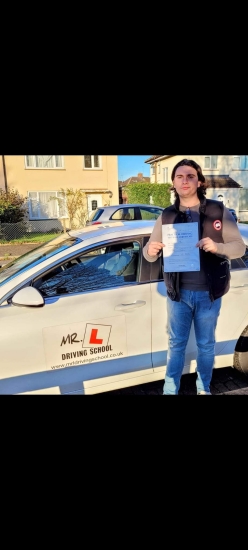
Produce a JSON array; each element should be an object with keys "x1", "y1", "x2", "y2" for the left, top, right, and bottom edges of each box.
[{"x1": 234, "y1": 325, "x2": 248, "y2": 375}]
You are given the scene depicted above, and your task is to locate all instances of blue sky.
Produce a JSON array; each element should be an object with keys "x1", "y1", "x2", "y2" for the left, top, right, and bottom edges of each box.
[{"x1": 118, "y1": 155, "x2": 152, "y2": 181}]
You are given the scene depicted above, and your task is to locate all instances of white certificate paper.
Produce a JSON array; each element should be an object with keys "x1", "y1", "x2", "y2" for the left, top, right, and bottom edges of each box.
[{"x1": 162, "y1": 222, "x2": 200, "y2": 272}]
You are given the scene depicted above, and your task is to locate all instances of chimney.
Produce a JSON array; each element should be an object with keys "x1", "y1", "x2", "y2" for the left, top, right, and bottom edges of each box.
[{"x1": 138, "y1": 172, "x2": 143, "y2": 178}]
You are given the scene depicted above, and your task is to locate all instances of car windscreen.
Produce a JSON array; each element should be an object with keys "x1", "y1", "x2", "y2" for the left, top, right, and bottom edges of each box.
[{"x1": 0, "y1": 235, "x2": 82, "y2": 287}]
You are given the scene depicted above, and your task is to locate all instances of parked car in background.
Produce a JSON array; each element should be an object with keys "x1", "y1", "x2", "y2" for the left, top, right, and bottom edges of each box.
[
  {"x1": 0, "y1": 221, "x2": 248, "y2": 394},
  {"x1": 229, "y1": 208, "x2": 238, "y2": 222},
  {"x1": 86, "y1": 204, "x2": 164, "y2": 225}
]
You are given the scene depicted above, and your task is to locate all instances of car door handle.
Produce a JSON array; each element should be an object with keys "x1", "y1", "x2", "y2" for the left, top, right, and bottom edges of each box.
[{"x1": 115, "y1": 300, "x2": 146, "y2": 311}]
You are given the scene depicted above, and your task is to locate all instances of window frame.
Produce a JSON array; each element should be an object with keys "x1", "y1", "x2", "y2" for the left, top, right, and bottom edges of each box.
[
  {"x1": 137, "y1": 206, "x2": 163, "y2": 221},
  {"x1": 31, "y1": 238, "x2": 142, "y2": 296},
  {"x1": 110, "y1": 207, "x2": 136, "y2": 221},
  {"x1": 28, "y1": 190, "x2": 68, "y2": 220},
  {"x1": 163, "y1": 167, "x2": 168, "y2": 183},
  {"x1": 83, "y1": 155, "x2": 102, "y2": 170},
  {"x1": 204, "y1": 156, "x2": 218, "y2": 169},
  {"x1": 25, "y1": 156, "x2": 64, "y2": 169}
]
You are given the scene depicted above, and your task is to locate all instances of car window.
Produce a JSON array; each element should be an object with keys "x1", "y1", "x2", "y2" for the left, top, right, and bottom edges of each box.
[
  {"x1": 32, "y1": 241, "x2": 141, "y2": 297},
  {"x1": 0, "y1": 235, "x2": 81, "y2": 287},
  {"x1": 139, "y1": 207, "x2": 163, "y2": 220},
  {"x1": 111, "y1": 208, "x2": 135, "y2": 221},
  {"x1": 88, "y1": 208, "x2": 104, "y2": 222}
]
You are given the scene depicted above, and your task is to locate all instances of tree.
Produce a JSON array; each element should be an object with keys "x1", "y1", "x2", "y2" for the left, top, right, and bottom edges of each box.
[
  {"x1": 125, "y1": 183, "x2": 172, "y2": 208},
  {"x1": 0, "y1": 188, "x2": 26, "y2": 223},
  {"x1": 50, "y1": 188, "x2": 88, "y2": 229}
]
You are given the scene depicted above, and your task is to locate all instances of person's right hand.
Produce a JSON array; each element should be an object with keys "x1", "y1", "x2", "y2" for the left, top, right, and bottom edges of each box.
[{"x1": 147, "y1": 241, "x2": 165, "y2": 257}]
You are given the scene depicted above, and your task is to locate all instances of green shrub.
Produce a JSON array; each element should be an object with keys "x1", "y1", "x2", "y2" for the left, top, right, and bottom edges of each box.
[
  {"x1": 0, "y1": 189, "x2": 26, "y2": 223},
  {"x1": 125, "y1": 183, "x2": 171, "y2": 208}
]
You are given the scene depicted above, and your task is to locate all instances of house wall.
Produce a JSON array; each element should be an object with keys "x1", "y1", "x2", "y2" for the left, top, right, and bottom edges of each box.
[
  {"x1": 149, "y1": 155, "x2": 246, "y2": 220},
  {"x1": 0, "y1": 156, "x2": 119, "y2": 227},
  {"x1": 0, "y1": 155, "x2": 118, "y2": 202}
]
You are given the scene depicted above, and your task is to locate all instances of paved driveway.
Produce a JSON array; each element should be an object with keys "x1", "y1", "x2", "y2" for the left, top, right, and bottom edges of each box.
[{"x1": 101, "y1": 367, "x2": 248, "y2": 395}]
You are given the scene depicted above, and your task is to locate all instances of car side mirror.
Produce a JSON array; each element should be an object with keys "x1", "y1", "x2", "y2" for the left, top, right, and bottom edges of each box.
[{"x1": 12, "y1": 287, "x2": 45, "y2": 308}]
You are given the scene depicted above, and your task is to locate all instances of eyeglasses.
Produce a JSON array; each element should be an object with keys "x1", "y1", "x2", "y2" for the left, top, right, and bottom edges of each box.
[{"x1": 185, "y1": 208, "x2": 193, "y2": 222}]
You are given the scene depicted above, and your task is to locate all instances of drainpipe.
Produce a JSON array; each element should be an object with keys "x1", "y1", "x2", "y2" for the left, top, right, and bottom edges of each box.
[{"x1": 2, "y1": 155, "x2": 8, "y2": 192}]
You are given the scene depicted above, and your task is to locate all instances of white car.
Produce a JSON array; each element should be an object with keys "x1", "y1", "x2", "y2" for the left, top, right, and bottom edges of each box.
[
  {"x1": 0, "y1": 221, "x2": 248, "y2": 395},
  {"x1": 86, "y1": 204, "x2": 164, "y2": 225}
]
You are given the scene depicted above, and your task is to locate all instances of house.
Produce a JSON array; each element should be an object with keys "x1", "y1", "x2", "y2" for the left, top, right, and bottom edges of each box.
[
  {"x1": 145, "y1": 155, "x2": 248, "y2": 220},
  {"x1": 119, "y1": 172, "x2": 150, "y2": 203},
  {"x1": 0, "y1": 155, "x2": 119, "y2": 229}
]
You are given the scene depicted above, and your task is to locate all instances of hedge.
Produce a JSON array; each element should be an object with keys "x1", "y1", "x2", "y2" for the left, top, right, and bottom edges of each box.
[{"x1": 124, "y1": 183, "x2": 172, "y2": 208}]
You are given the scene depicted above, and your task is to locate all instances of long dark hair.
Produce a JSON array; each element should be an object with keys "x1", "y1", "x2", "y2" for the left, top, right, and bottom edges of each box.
[{"x1": 171, "y1": 159, "x2": 207, "y2": 200}]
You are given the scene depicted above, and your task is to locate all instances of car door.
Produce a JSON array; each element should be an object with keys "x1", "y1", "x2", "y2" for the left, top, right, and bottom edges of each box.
[
  {"x1": 0, "y1": 237, "x2": 152, "y2": 394},
  {"x1": 214, "y1": 256, "x2": 248, "y2": 365}
]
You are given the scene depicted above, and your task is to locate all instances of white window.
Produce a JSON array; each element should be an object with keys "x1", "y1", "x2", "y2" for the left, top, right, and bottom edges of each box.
[
  {"x1": 25, "y1": 156, "x2": 63, "y2": 169},
  {"x1": 232, "y1": 156, "x2": 248, "y2": 170},
  {"x1": 83, "y1": 155, "x2": 101, "y2": 169},
  {"x1": 232, "y1": 156, "x2": 240, "y2": 170},
  {"x1": 151, "y1": 165, "x2": 155, "y2": 175},
  {"x1": 240, "y1": 156, "x2": 248, "y2": 170},
  {"x1": 28, "y1": 191, "x2": 67, "y2": 220},
  {"x1": 204, "y1": 156, "x2": 217, "y2": 169},
  {"x1": 163, "y1": 167, "x2": 168, "y2": 183}
]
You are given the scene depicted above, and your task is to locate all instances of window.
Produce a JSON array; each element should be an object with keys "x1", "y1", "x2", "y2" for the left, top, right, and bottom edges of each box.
[
  {"x1": 88, "y1": 208, "x2": 104, "y2": 222},
  {"x1": 111, "y1": 208, "x2": 135, "y2": 220},
  {"x1": 91, "y1": 200, "x2": 98, "y2": 210},
  {"x1": 204, "y1": 156, "x2": 217, "y2": 169},
  {"x1": 28, "y1": 191, "x2": 67, "y2": 219},
  {"x1": 158, "y1": 164, "x2": 160, "y2": 174},
  {"x1": 232, "y1": 156, "x2": 240, "y2": 170},
  {"x1": 163, "y1": 167, "x2": 168, "y2": 183},
  {"x1": 151, "y1": 165, "x2": 155, "y2": 175},
  {"x1": 239, "y1": 189, "x2": 248, "y2": 211},
  {"x1": 33, "y1": 241, "x2": 140, "y2": 296},
  {"x1": 239, "y1": 156, "x2": 248, "y2": 170},
  {"x1": 139, "y1": 207, "x2": 163, "y2": 220},
  {"x1": 25, "y1": 156, "x2": 63, "y2": 169},
  {"x1": 83, "y1": 155, "x2": 101, "y2": 169},
  {"x1": 232, "y1": 156, "x2": 248, "y2": 170}
]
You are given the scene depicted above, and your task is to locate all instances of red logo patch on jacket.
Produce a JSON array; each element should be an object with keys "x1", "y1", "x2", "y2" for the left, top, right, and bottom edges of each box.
[{"x1": 213, "y1": 220, "x2": 222, "y2": 230}]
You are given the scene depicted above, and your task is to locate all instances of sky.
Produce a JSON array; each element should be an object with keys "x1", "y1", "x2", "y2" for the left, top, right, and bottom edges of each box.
[{"x1": 118, "y1": 155, "x2": 152, "y2": 181}]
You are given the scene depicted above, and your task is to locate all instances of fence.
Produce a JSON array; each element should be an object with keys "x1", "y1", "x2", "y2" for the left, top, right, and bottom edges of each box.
[{"x1": 0, "y1": 219, "x2": 67, "y2": 241}]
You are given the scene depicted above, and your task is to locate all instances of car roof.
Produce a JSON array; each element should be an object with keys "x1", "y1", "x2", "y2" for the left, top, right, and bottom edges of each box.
[
  {"x1": 69, "y1": 220, "x2": 156, "y2": 240},
  {"x1": 66, "y1": 220, "x2": 248, "y2": 246},
  {"x1": 97, "y1": 204, "x2": 163, "y2": 210}
]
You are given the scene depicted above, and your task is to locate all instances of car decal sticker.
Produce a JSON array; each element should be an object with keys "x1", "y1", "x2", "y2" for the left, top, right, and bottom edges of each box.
[{"x1": 42, "y1": 316, "x2": 127, "y2": 370}]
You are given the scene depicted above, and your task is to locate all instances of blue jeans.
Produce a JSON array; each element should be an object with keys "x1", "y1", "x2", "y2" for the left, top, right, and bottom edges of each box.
[{"x1": 163, "y1": 289, "x2": 222, "y2": 395}]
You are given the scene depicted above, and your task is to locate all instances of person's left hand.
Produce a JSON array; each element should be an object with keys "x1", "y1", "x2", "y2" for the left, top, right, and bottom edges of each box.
[{"x1": 196, "y1": 237, "x2": 218, "y2": 254}]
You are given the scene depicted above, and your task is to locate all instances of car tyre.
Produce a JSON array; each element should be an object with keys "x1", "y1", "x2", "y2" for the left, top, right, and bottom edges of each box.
[{"x1": 234, "y1": 325, "x2": 248, "y2": 375}]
